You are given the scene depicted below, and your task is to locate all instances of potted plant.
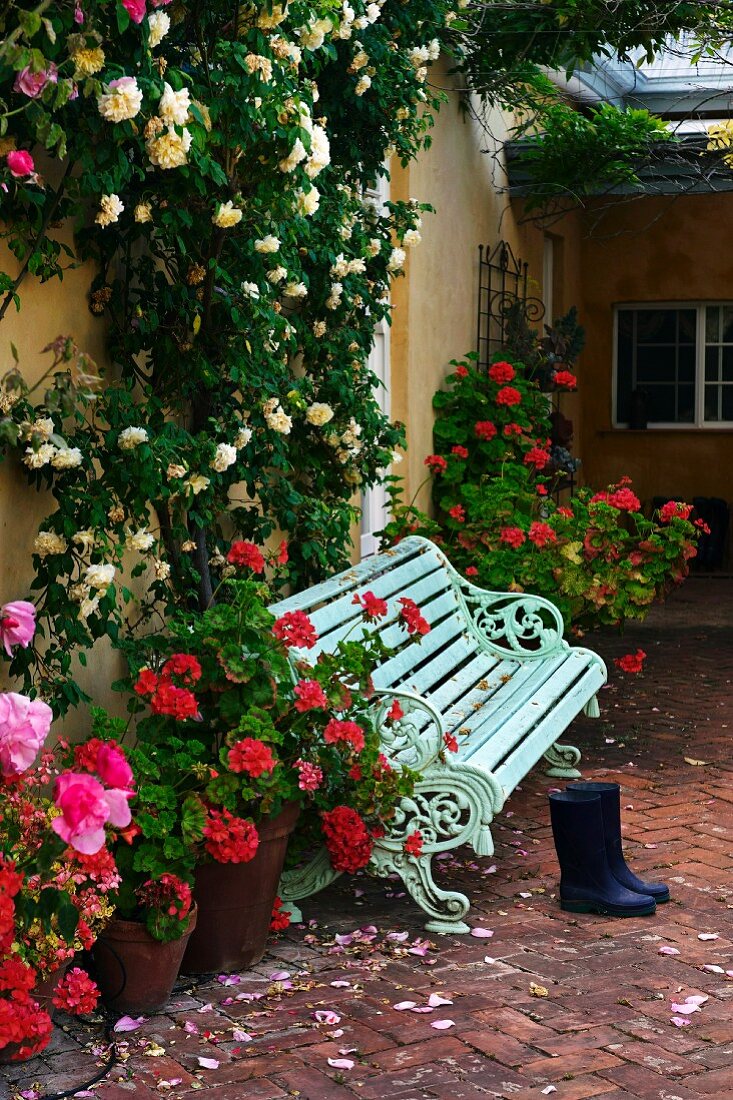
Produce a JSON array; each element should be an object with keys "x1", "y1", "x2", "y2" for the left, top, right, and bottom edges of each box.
[{"x1": 102, "y1": 540, "x2": 420, "y2": 976}]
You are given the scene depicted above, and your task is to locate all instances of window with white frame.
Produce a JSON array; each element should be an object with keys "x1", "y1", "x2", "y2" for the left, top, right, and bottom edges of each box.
[{"x1": 615, "y1": 303, "x2": 733, "y2": 427}]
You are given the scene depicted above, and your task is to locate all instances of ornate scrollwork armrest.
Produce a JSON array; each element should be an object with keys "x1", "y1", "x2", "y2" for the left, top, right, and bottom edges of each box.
[
  {"x1": 370, "y1": 688, "x2": 446, "y2": 772},
  {"x1": 454, "y1": 577, "x2": 567, "y2": 658}
]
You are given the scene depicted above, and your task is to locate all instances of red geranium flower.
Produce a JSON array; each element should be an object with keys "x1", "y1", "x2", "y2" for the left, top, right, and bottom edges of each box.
[
  {"x1": 454, "y1": 365, "x2": 469, "y2": 379},
  {"x1": 614, "y1": 649, "x2": 647, "y2": 674},
  {"x1": 203, "y1": 808, "x2": 259, "y2": 863},
  {"x1": 451, "y1": 444, "x2": 469, "y2": 458},
  {"x1": 553, "y1": 370, "x2": 577, "y2": 389},
  {"x1": 448, "y1": 504, "x2": 466, "y2": 523},
  {"x1": 272, "y1": 610, "x2": 318, "y2": 649},
  {"x1": 322, "y1": 806, "x2": 374, "y2": 873},
  {"x1": 496, "y1": 386, "x2": 521, "y2": 407},
  {"x1": 227, "y1": 540, "x2": 265, "y2": 573},
  {"x1": 524, "y1": 445, "x2": 551, "y2": 471},
  {"x1": 161, "y1": 653, "x2": 202, "y2": 684},
  {"x1": 293, "y1": 678, "x2": 328, "y2": 712},
  {"x1": 474, "y1": 420, "x2": 497, "y2": 441},
  {"x1": 528, "y1": 522, "x2": 557, "y2": 548},
  {"x1": 228, "y1": 737, "x2": 277, "y2": 777},
  {"x1": 404, "y1": 830, "x2": 424, "y2": 857},
  {"x1": 353, "y1": 590, "x2": 388, "y2": 618},
  {"x1": 398, "y1": 597, "x2": 430, "y2": 636},
  {"x1": 488, "y1": 360, "x2": 516, "y2": 384},
  {"x1": 52, "y1": 968, "x2": 99, "y2": 1015},
  {"x1": 323, "y1": 718, "x2": 365, "y2": 753},
  {"x1": 387, "y1": 699, "x2": 404, "y2": 722},
  {"x1": 443, "y1": 731, "x2": 459, "y2": 753},
  {"x1": 659, "y1": 500, "x2": 693, "y2": 523},
  {"x1": 150, "y1": 680, "x2": 200, "y2": 720},
  {"x1": 465, "y1": 566, "x2": 478, "y2": 576},
  {"x1": 499, "y1": 526, "x2": 525, "y2": 549},
  {"x1": 424, "y1": 454, "x2": 448, "y2": 474},
  {"x1": 503, "y1": 422, "x2": 523, "y2": 437},
  {"x1": 270, "y1": 896, "x2": 291, "y2": 932},
  {"x1": 134, "y1": 668, "x2": 158, "y2": 696}
]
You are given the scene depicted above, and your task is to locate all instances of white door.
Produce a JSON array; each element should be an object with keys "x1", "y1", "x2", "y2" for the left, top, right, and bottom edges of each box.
[{"x1": 360, "y1": 173, "x2": 391, "y2": 559}]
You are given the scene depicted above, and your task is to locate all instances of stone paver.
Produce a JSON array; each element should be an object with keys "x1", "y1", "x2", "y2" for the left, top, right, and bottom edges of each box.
[{"x1": 6, "y1": 578, "x2": 733, "y2": 1100}]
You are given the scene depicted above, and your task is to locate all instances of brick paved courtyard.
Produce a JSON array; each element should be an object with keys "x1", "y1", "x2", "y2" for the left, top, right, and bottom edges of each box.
[{"x1": 6, "y1": 577, "x2": 733, "y2": 1100}]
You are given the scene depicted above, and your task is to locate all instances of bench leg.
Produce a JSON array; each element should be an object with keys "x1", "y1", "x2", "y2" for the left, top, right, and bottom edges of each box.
[
  {"x1": 373, "y1": 847, "x2": 471, "y2": 934},
  {"x1": 279, "y1": 848, "x2": 342, "y2": 923},
  {"x1": 543, "y1": 741, "x2": 582, "y2": 779}
]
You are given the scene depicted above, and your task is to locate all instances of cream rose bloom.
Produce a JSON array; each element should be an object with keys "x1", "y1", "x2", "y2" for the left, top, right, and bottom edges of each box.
[
  {"x1": 97, "y1": 76, "x2": 143, "y2": 123},
  {"x1": 284, "y1": 281, "x2": 308, "y2": 298},
  {"x1": 296, "y1": 186, "x2": 320, "y2": 217},
  {"x1": 118, "y1": 426, "x2": 148, "y2": 450},
  {"x1": 212, "y1": 200, "x2": 243, "y2": 228},
  {"x1": 84, "y1": 562, "x2": 116, "y2": 589},
  {"x1": 166, "y1": 463, "x2": 186, "y2": 479},
  {"x1": 306, "y1": 402, "x2": 334, "y2": 426},
  {"x1": 148, "y1": 11, "x2": 170, "y2": 47},
  {"x1": 304, "y1": 125, "x2": 330, "y2": 178},
  {"x1": 388, "y1": 247, "x2": 406, "y2": 272},
  {"x1": 235, "y1": 426, "x2": 253, "y2": 448},
  {"x1": 95, "y1": 194, "x2": 124, "y2": 228},
  {"x1": 255, "y1": 235, "x2": 280, "y2": 253},
  {"x1": 355, "y1": 74, "x2": 371, "y2": 96},
  {"x1": 72, "y1": 46, "x2": 105, "y2": 77},
  {"x1": 279, "y1": 138, "x2": 307, "y2": 173},
  {"x1": 265, "y1": 405, "x2": 293, "y2": 434},
  {"x1": 258, "y1": 3, "x2": 288, "y2": 28},
  {"x1": 135, "y1": 202, "x2": 153, "y2": 223},
  {"x1": 24, "y1": 443, "x2": 55, "y2": 469},
  {"x1": 51, "y1": 446, "x2": 83, "y2": 469},
  {"x1": 147, "y1": 126, "x2": 192, "y2": 169},
  {"x1": 210, "y1": 443, "x2": 238, "y2": 472},
  {"x1": 186, "y1": 474, "x2": 210, "y2": 495},
  {"x1": 159, "y1": 83, "x2": 191, "y2": 127},
  {"x1": 34, "y1": 531, "x2": 68, "y2": 557},
  {"x1": 129, "y1": 528, "x2": 155, "y2": 551},
  {"x1": 403, "y1": 228, "x2": 421, "y2": 248},
  {"x1": 72, "y1": 530, "x2": 96, "y2": 554}
]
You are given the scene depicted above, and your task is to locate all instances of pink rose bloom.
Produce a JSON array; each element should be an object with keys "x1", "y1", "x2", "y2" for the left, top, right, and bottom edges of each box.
[
  {"x1": 150, "y1": 0, "x2": 172, "y2": 6},
  {"x1": 52, "y1": 773, "x2": 132, "y2": 855},
  {"x1": 96, "y1": 742, "x2": 134, "y2": 791},
  {"x1": 13, "y1": 64, "x2": 58, "y2": 98},
  {"x1": 0, "y1": 692, "x2": 52, "y2": 775},
  {"x1": 0, "y1": 600, "x2": 36, "y2": 655},
  {"x1": 122, "y1": 0, "x2": 147, "y2": 22},
  {"x1": 6, "y1": 150, "x2": 35, "y2": 178}
]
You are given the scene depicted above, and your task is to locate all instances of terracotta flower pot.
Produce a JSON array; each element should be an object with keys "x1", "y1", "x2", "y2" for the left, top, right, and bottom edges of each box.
[
  {"x1": 181, "y1": 802, "x2": 299, "y2": 975},
  {"x1": 92, "y1": 904, "x2": 197, "y2": 1015}
]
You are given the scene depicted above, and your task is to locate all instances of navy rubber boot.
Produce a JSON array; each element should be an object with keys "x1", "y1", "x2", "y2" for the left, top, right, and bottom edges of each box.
[
  {"x1": 565, "y1": 781, "x2": 670, "y2": 903},
  {"x1": 548, "y1": 791, "x2": 656, "y2": 916}
]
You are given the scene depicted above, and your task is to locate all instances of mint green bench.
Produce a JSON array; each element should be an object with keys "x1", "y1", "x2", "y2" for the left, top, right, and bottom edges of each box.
[{"x1": 275, "y1": 537, "x2": 607, "y2": 933}]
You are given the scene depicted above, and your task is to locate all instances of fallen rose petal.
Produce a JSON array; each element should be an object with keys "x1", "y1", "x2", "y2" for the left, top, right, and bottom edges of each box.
[
  {"x1": 685, "y1": 995, "x2": 709, "y2": 1005},
  {"x1": 235, "y1": 992, "x2": 263, "y2": 1001},
  {"x1": 670, "y1": 1003, "x2": 700, "y2": 1014},
  {"x1": 484, "y1": 956, "x2": 496, "y2": 963},
  {"x1": 217, "y1": 974, "x2": 241, "y2": 986},
  {"x1": 197, "y1": 1057, "x2": 219, "y2": 1070},
  {"x1": 658, "y1": 946, "x2": 680, "y2": 956},
  {"x1": 328, "y1": 1058, "x2": 354, "y2": 1070},
  {"x1": 329, "y1": 1029, "x2": 345, "y2": 1038},
  {"x1": 314, "y1": 1010, "x2": 341, "y2": 1024},
  {"x1": 269, "y1": 970, "x2": 290, "y2": 980},
  {"x1": 703, "y1": 965, "x2": 725, "y2": 974},
  {"x1": 671, "y1": 1016, "x2": 692, "y2": 1027},
  {"x1": 518, "y1": 892, "x2": 533, "y2": 899},
  {"x1": 330, "y1": 980, "x2": 351, "y2": 988},
  {"x1": 427, "y1": 993, "x2": 453, "y2": 1007},
  {"x1": 393, "y1": 1001, "x2": 417, "y2": 1011},
  {"x1": 386, "y1": 931, "x2": 410, "y2": 942},
  {"x1": 334, "y1": 933, "x2": 354, "y2": 946},
  {"x1": 184, "y1": 1021, "x2": 199, "y2": 1034},
  {"x1": 197, "y1": 1003, "x2": 214, "y2": 1013},
  {"x1": 470, "y1": 927, "x2": 494, "y2": 938},
  {"x1": 541, "y1": 1088, "x2": 558, "y2": 1096},
  {"x1": 698, "y1": 933, "x2": 719, "y2": 941},
  {"x1": 430, "y1": 1019, "x2": 455, "y2": 1030},
  {"x1": 231, "y1": 1029, "x2": 252, "y2": 1041},
  {"x1": 411, "y1": 1007, "x2": 435, "y2": 1014},
  {"x1": 113, "y1": 1015, "x2": 147, "y2": 1032}
]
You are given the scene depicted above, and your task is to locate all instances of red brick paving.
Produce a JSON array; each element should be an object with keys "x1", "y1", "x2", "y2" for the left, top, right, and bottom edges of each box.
[{"x1": 7, "y1": 578, "x2": 733, "y2": 1100}]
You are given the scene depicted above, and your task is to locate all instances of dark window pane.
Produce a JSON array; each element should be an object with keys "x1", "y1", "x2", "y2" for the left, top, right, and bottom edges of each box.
[
  {"x1": 706, "y1": 306, "x2": 720, "y2": 343},
  {"x1": 646, "y1": 385, "x2": 677, "y2": 422},
  {"x1": 637, "y1": 345, "x2": 675, "y2": 383},
  {"x1": 723, "y1": 386, "x2": 733, "y2": 421},
  {"x1": 678, "y1": 385, "x2": 695, "y2": 422},
  {"x1": 722, "y1": 306, "x2": 733, "y2": 342},
  {"x1": 705, "y1": 384, "x2": 720, "y2": 421},
  {"x1": 679, "y1": 346, "x2": 696, "y2": 382},
  {"x1": 635, "y1": 310, "x2": 678, "y2": 344},
  {"x1": 723, "y1": 347, "x2": 733, "y2": 382},
  {"x1": 616, "y1": 312, "x2": 634, "y2": 422},
  {"x1": 678, "y1": 309, "x2": 697, "y2": 343},
  {"x1": 706, "y1": 346, "x2": 720, "y2": 381}
]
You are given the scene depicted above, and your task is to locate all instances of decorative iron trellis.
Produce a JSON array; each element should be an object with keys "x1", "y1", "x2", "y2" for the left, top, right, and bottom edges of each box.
[{"x1": 476, "y1": 240, "x2": 545, "y2": 369}]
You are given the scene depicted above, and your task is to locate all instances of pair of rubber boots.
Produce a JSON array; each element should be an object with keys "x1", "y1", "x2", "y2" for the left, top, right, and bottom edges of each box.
[{"x1": 549, "y1": 782, "x2": 669, "y2": 917}]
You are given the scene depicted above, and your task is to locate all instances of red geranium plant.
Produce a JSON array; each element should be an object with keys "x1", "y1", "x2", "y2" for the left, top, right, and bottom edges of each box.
[{"x1": 99, "y1": 541, "x2": 424, "y2": 939}]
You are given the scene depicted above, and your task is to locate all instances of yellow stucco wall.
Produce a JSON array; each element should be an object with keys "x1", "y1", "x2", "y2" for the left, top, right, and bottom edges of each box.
[
  {"x1": 578, "y1": 193, "x2": 733, "y2": 507},
  {"x1": 389, "y1": 65, "x2": 585, "y2": 512}
]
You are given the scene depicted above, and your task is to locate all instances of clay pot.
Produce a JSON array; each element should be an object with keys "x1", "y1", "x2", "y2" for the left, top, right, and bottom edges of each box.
[
  {"x1": 92, "y1": 905, "x2": 197, "y2": 1015},
  {"x1": 181, "y1": 802, "x2": 299, "y2": 975}
]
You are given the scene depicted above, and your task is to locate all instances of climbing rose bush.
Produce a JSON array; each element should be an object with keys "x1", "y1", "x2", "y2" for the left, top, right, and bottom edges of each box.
[
  {"x1": 384, "y1": 353, "x2": 700, "y2": 631},
  {"x1": 0, "y1": 0, "x2": 461, "y2": 713}
]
